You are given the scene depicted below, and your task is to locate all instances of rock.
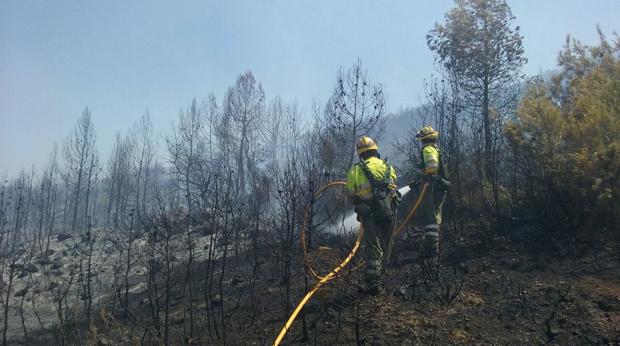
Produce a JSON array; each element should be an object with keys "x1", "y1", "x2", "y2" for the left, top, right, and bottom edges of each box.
[
  {"x1": 48, "y1": 282, "x2": 59, "y2": 291},
  {"x1": 37, "y1": 255, "x2": 52, "y2": 266},
  {"x1": 51, "y1": 258, "x2": 64, "y2": 269},
  {"x1": 51, "y1": 269, "x2": 63, "y2": 277},
  {"x1": 98, "y1": 336, "x2": 112, "y2": 346},
  {"x1": 24, "y1": 263, "x2": 39, "y2": 273},
  {"x1": 14, "y1": 288, "x2": 28, "y2": 297},
  {"x1": 57, "y1": 233, "x2": 72, "y2": 242},
  {"x1": 18, "y1": 271, "x2": 29, "y2": 278},
  {"x1": 44, "y1": 249, "x2": 55, "y2": 256}
]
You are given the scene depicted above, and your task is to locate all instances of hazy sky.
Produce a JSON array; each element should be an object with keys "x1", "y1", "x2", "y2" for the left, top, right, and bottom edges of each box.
[{"x1": 1, "y1": 0, "x2": 619, "y2": 177}]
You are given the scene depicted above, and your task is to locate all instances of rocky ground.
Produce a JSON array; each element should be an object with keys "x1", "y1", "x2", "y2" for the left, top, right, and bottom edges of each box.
[{"x1": 1, "y1": 228, "x2": 216, "y2": 344}]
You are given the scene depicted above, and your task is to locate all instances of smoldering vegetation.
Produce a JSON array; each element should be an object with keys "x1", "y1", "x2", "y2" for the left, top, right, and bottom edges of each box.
[{"x1": 1, "y1": 1, "x2": 619, "y2": 344}]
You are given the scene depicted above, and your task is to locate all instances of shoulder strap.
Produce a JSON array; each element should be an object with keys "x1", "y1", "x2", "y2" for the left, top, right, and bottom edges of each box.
[
  {"x1": 383, "y1": 162, "x2": 392, "y2": 184},
  {"x1": 359, "y1": 159, "x2": 390, "y2": 189},
  {"x1": 419, "y1": 145, "x2": 427, "y2": 168},
  {"x1": 358, "y1": 159, "x2": 378, "y2": 189},
  {"x1": 437, "y1": 149, "x2": 449, "y2": 179}
]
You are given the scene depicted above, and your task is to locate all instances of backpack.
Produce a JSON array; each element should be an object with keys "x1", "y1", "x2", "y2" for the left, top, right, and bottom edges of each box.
[{"x1": 357, "y1": 159, "x2": 396, "y2": 223}]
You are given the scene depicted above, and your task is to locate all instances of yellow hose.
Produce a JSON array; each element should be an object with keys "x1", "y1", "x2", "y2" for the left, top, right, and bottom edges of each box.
[
  {"x1": 273, "y1": 223, "x2": 363, "y2": 346},
  {"x1": 393, "y1": 183, "x2": 429, "y2": 237},
  {"x1": 300, "y1": 181, "x2": 349, "y2": 281},
  {"x1": 274, "y1": 182, "x2": 429, "y2": 345}
]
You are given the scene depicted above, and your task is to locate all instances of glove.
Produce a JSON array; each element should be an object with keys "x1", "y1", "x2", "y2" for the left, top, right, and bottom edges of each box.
[{"x1": 391, "y1": 192, "x2": 401, "y2": 208}]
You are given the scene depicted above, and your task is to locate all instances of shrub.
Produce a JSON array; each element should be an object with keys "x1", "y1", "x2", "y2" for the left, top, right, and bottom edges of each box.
[{"x1": 505, "y1": 31, "x2": 620, "y2": 247}]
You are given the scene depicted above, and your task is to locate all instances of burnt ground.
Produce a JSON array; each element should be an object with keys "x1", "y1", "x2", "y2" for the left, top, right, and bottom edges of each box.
[
  {"x1": 296, "y1": 239, "x2": 620, "y2": 346},
  {"x1": 16, "y1": 224, "x2": 620, "y2": 345},
  {"x1": 39, "y1": 233, "x2": 619, "y2": 345},
  {"x1": 248, "y1": 229, "x2": 620, "y2": 346}
]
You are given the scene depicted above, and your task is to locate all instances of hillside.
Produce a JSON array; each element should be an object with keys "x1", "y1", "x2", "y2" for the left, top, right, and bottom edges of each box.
[
  {"x1": 2, "y1": 1, "x2": 619, "y2": 345},
  {"x1": 4, "y1": 190, "x2": 619, "y2": 345}
]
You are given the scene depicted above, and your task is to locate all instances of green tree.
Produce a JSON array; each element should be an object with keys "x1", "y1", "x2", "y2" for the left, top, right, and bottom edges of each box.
[
  {"x1": 505, "y1": 31, "x2": 620, "y2": 245},
  {"x1": 427, "y1": 0, "x2": 526, "y2": 180}
]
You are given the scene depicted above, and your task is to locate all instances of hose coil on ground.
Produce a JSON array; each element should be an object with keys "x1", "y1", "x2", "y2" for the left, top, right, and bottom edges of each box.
[{"x1": 275, "y1": 182, "x2": 429, "y2": 345}]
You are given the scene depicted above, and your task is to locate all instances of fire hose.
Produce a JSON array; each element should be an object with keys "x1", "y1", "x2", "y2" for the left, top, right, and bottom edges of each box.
[{"x1": 273, "y1": 181, "x2": 429, "y2": 345}]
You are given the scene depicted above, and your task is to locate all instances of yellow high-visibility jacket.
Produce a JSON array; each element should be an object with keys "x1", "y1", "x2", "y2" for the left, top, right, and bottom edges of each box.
[
  {"x1": 345, "y1": 157, "x2": 397, "y2": 201},
  {"x1": 420, "y1": 145, "x2": 440, "y2": 175}
]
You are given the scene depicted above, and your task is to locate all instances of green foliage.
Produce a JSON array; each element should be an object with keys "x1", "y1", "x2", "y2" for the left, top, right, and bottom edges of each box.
[
  {"x1": 427, "y1": 0, "x2": 526, "y2": 183},
  {"x1": 505, "y1": 31, "x2": 620, "y2": 242},
  {"x1": 427, "y1": 0, "x2": 526, "y2": 94}
]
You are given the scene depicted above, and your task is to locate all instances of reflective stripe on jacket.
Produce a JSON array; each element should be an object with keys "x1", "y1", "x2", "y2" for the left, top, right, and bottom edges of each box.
[{"x1": 345, "y1": 157, "x2": 397, "y2": 200}]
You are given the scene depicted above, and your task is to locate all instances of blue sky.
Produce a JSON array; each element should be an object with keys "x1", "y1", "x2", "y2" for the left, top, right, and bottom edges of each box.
[{"x1": 1, "y1": 0, "x2": 619, "y2": 177}]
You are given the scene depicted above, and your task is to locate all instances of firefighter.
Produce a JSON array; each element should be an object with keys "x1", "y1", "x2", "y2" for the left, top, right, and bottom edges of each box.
[
  {"x1": 409, "y1": 126, "x2": 450, "y2": 259},
  {"x1": 345, "y1": 136, "x2": 399, "y2": 295}
]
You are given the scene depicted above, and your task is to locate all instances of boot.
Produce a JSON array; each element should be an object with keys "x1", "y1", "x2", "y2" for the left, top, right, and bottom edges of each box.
[{"x1": 421, "y1": 228, "x2": 439, "y2": 259}]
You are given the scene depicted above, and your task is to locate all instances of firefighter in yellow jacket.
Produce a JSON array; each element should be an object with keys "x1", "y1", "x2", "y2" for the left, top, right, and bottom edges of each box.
[
  {"x1": 409, "y1": 126, "x2": 450, "y2": 259},
  {"x1": 345, "y1": 136, "x2": 399, "y2": 295}
]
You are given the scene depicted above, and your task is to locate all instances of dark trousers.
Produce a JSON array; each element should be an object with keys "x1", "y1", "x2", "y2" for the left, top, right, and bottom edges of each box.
[{"x1": 361, "y1": 216, "x2": 395, "y2": 286}]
